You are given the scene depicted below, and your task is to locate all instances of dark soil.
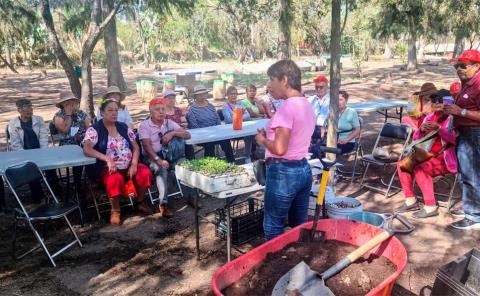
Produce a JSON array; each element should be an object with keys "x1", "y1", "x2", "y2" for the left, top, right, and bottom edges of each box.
[{"x1": 222, "y1": 240, "x2": 396, "y2": 296}]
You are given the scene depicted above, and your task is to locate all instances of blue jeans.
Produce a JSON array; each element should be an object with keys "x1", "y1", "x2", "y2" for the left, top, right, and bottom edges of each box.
[
  {"x1": 457, "y1": 127, "x2": 480, "y2": 222},
  {"x1": 263, "y1": 159, "x2": 312, "y2": 240}
]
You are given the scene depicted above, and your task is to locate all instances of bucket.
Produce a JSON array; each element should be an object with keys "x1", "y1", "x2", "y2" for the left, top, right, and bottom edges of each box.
[
  {"x1": 164, "y1": 78, "x2": 175, "y2": 90},
  {"x1": 213, "y1": 79, "x2": 226, "y2": 99},
  {"x1": 212, "y1": 219, "x2": 408, "y2": 296},
  {"x1": 326, "y1": 197, "x2": 362, "y2": 219},
  {"x1": 350, "y1": 211, "x2": 385, "y2": 228},
  {"x1": 221, "y1": 72, "x2": 235, "y2": 88},
  {"x1": 308, "y1": 185, "x2": 335, "y2": 217},
  {"x1": 136, "y1": 80, "x2": 158, "y2": 102}
]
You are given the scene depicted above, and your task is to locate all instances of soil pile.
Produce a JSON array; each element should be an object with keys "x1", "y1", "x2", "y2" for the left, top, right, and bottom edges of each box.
[{"x1": 223, "y1": 240, "x2": 396, "y2": 296}]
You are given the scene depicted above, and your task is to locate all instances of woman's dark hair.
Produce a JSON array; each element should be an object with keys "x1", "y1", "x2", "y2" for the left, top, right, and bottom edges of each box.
[
  {"x1": 99, "y1": 99, "x2": 120, "y2": 112},
  {"x1": 266, "y1": 60, "x2": 302, "y2": 92},
  {"x1": 226, "y1": 85, "x2": 237, "y2": 95},
  {"x1": 246, "y1": 84, "x2": 257, "y2": 91},
  {"x1": 339, "y1": 90, "x2": 349, "y2": 101}
]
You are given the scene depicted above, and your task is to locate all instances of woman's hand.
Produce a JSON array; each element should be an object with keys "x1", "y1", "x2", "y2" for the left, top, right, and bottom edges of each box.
[
  {"x1": 420, "y1": 121, "x2": 439, "y2": 133},
  {"x1": 337, "y1": 138, "x2": 348, "y2": 145},
  {"x1": 128, "y1": 162, "x2": 138, "y2": 178},
  {"x1": 161, "y1": 132, "x2": 174, "y2": 145},
  {"x1": 106, "y1": 156, "x2": 117, "y2": 174}
]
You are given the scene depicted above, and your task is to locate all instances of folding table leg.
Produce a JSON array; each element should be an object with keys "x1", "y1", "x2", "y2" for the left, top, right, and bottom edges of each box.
[
  {"x1": 194, "y1": 189, "x2": 200, "y2": 260},
  {"x1": 226, "y1": 196, "x2": 232, "y2": 262}
]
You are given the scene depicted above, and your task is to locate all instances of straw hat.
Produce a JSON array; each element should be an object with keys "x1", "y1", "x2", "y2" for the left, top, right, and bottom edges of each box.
[
  {"x1": 192, "y1": 85, "x2": 209, "y2": 96},
  {"x1": 56, "y1": 91, "x2": 79, "y2": 108},
  {"x1": 103, "y1": 85, "x2": 126, "y2": 100},
  {"x1": 414, "y1": 83, "x2": 437, "y2": 97}
]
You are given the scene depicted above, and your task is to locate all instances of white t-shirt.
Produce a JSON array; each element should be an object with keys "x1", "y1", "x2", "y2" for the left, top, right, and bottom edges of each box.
[
  {"x1": 96, "y1": 106, "x2": 133, "y2": 126},
  {"x1": 262, "y1": 94, "x2": 284, "y2": 112}
]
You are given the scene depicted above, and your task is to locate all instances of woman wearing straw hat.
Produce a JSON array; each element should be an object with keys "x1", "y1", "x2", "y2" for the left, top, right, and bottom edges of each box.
[
  {"x1": 186, "y1": 85, "x2": 235, "y2": 162},
  {"x1": 403, "y1": 82, "x2": 437, "y2": 130},
  {"x1": 96, "y1": 86, "x2": 134, "y2": 128}
]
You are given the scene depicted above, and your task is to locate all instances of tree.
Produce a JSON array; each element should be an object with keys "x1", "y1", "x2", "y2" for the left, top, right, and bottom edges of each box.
[
  {"x1": 327, "y1": 0, "x2": 342, "y2": 183},
  {"x1": 103, "y1": 0, "x2": 127, "y2": 91},
  {"x1": 277, "y1": 0, "x2": 293, "y2": 60}
]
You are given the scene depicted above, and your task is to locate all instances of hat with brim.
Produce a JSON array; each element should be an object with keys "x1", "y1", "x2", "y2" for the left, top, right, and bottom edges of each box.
[
  {"x1": 163, "y1": 89, "x2": 176, "y2": 97},
  {"x1": 103, "y1": 85, "x2": 126, "y2": 100},
  {"x1": 192, "y1": 85, "x2": 210, "y2": 96},
  {"x1": 56, "y1": 91, "x2": 80, "y2": 108},
  {"x1": 450, "y1": 49, "x2": 480, "y2": 63},
  {"x1": 417, "y1": 82, "x2": 437, "y2": 97}
]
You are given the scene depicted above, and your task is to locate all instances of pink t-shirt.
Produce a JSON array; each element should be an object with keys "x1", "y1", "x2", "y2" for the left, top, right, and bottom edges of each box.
[
  {"x1": 265, "y1": 96, "x2": 315, "y2": 160},
  {"x1": 138, "y1": 118, "x2": 181, "y2": 153}
]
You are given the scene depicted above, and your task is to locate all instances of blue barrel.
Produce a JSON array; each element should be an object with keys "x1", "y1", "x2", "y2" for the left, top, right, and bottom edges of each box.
[{"x1": 350, "y1": 211, "x2": 385, "y2": 228}]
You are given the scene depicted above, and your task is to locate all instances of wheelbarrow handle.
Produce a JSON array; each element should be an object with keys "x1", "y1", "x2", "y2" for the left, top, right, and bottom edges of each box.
[{"x1": 319, "y1": 146, "x2": 342, "y2": 155}]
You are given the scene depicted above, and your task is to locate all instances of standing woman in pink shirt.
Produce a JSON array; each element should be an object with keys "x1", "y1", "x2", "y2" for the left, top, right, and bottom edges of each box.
[{"x1": 256, "y1": 60, "x2": 315, "y2": 240}]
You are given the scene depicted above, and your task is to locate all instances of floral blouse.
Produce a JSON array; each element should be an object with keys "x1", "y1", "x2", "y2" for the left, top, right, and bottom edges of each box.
[
  {"x1": 165, "y1": 107, "x2": 183, "y2": 125},
  {"x1": 83, "y1": 127, "x2": 136, "y2": 170},
  {"x1": 54, "y1": 110, "x2": 88, "y2": 145}
]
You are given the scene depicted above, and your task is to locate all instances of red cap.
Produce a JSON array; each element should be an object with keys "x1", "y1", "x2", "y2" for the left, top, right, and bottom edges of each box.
[
  {"x1": 449, "y1": 81, "x2": 462, "y2": 95},
  {"x1": 313, "y1": 75, "x2": 328, "y2": 84},
  {"x1": 450, "y1": 49, "x2": 480, "y2": 63},
  {"x1": 149, "y1": 97, "x2": 169, "y2": 109}
]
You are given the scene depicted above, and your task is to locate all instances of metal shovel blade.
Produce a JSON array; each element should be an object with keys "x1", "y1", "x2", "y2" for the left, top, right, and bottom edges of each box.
[{"x1": 272, "y1": 261, "x2": 334, "y2": 296}]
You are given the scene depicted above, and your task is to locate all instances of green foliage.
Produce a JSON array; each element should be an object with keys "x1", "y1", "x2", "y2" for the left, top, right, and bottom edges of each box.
[
  {"x1": 394, "y1": 42, "x2": 407, "y2": 63},
  {"x1": 181, "y1": 157, "x2": 244, "y2": 176}
]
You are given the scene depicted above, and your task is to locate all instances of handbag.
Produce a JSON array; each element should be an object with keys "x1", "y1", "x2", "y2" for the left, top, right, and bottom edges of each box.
[
  {"x1": 160, "y1": 120, "x2": 185, "y2": 164},
  {"x1": 399, "y1": 128, "x2": 448, "y2": 173},
  {"x1": 253, "y1": 159, "x2": 266, "y2": 186}
]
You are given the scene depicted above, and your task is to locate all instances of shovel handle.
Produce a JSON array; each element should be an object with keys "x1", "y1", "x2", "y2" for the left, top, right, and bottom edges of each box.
[{"x1": 321, "y1": 231, "x2": 392, "y2": 280}]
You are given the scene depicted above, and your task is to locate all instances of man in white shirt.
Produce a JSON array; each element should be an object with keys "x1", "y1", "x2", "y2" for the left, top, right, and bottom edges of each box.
[{"x1": 308, "y1": 75, "x2": 330, "y2": 142}]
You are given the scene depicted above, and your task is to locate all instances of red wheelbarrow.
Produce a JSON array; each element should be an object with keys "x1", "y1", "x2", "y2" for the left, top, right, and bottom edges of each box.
[{"x1": 211, "y1": 219, "x2": 408, "y2": 296}]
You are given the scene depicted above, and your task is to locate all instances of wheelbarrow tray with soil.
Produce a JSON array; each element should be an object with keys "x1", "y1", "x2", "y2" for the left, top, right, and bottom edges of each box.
[{"x1": 211, "y1": 219, "x2": 408, "y2": 296}]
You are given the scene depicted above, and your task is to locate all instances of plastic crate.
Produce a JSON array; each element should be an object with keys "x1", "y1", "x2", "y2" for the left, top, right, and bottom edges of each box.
[
  {"x1": 431, "y1": 248, "x2": 480, "y2": 296},
  {"x1": 214, "y1": 198, "x2": 264, "y2": 246}
]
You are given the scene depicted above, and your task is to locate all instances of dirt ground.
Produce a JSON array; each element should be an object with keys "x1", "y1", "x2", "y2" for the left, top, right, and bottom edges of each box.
[{"x1": 1, "y1": 57, "x2": 479, "y2": 296}]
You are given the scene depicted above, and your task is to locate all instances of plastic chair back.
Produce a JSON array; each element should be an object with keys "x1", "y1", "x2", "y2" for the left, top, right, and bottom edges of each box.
[{"x1": 5, "y1": 162, "x2": 44, "y2": 189}]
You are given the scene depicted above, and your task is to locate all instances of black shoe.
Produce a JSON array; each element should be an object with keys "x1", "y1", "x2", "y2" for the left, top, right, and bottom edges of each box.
[
  {"x1": 450, "y1": 218, "x2": 480, "y2": 230},
  {"x1": 395, "y1": 202, "x2": 420, "y2": 213},
  {"x1": 412, "y1": 208, "x2": 439, "y2": 219}
]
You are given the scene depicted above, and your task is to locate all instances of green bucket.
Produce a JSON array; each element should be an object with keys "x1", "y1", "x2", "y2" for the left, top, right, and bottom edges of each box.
[
  {"x1": 221, "y1": 72, "x2": 235, "y2": 83},
  {"x1": 136, "y1": 80, "x2": 159, "y2": 102}
]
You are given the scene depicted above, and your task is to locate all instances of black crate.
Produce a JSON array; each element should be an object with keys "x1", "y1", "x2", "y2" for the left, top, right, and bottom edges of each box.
[
  {"x1": 431, "y1": 248, "x2": 480, "y2": 296},
  {"x1": 214, "y1": 198, "x2": 264, "y2": 246}
]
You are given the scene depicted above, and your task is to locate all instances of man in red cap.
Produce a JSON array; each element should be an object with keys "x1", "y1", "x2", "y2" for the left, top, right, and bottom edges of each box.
[
  {"x1": 444, "y1": 49, "x2": 480, "y2": 230},
  {"x1": 138, "y1": 98, "x2": 191, "y2": 218},
  {"x1": 308, "y1": 75, "x2": 330, "y2": 155}
]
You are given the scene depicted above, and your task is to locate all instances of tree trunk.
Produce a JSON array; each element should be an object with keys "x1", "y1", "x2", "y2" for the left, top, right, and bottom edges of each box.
[
  {"x1": 103, "y1": 0, "x2": 127, "y2": 91},
  {"x1": 406, "y1": 14, "x2": 417, "y2": 71},
  {"x1": 5, "y1": 44, "x2": 12, "y2": 66},
  {"x1": 132, "y1": 6, "x2": 149, "y2": 69},
  {"x1": 277, "y1": 0, "x2": 291, "y2": 60},
  {"x1": 417, "y1": 35, "x2": 424, "y2": 60},
  {"x1": 326, "y1": 0, "x2": 342, "y2": 185},
  {"x1": 453, "y1": 33, "x2": 465, "y2": 58},
  {"x1": 39, "y1": 0, "x2": 82, "y2": 98},
  {"x1": 383, "y1": 41, "x2": 393, "y2": 59}
]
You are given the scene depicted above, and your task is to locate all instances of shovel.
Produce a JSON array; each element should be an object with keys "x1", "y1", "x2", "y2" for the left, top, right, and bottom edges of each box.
[
  {"x1": 272, "y1": 213, "x2": 415, "y2": 296},
  {"x1": 300, "y1": 146, "x2": 342, "y2": 242}
]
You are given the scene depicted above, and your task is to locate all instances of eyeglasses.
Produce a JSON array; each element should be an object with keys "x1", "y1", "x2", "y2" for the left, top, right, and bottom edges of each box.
[
  {"x1": 315, "y1": 85, "x2": 327, "y2": 90},
  {"x1": 454, "y1": 63, "x2": 471, "y2": 70},
  {"x1": 430, "y1": 96, "x2": 443, "y2": 104}
]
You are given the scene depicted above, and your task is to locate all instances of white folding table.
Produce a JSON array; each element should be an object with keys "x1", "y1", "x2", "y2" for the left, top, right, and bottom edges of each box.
[{"x1": 348, "y1": 98, "x2": 408, "y2": 122}]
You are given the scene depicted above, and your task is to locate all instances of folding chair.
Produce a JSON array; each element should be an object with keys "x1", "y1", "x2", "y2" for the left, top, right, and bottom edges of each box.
[
  {"x1": 4, "y1": 161, "x2": 83, "y2": 267},
  {"x1": 5, "y1": 125, "x2": 10, "y2": 151},
  {"x1": 413, "y1": 173, "x2": 460, "y2": 213},
  {"x1": 337, "y1": 117, "x2": 364, "y2": 183},
  {"x1": 360, "y1": 123, "x2": 412, "y2": 198}
]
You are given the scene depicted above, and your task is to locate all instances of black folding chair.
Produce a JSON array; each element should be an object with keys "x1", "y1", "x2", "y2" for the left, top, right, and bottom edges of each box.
[
  {"x1": 4, "y1": 161, "x2": 83, "y2": 267},
  {"x1": 360, "y1": 123, "x2": 412, "y2": 198},
  {"x1": 337, "y1": 117, "x2": 364, "y2": 183}
]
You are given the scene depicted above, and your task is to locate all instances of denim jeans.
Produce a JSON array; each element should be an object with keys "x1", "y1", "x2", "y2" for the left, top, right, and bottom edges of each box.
[
  {"x1": 457, "y1": 127, "x2": 480, "y2": 222},
  {"x1": 263, "y1": 159, "x2": 312, "y2": 240}
]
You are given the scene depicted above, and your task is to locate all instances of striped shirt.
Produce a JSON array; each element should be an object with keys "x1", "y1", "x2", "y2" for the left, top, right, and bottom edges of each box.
[{"x1": 186, "y1": 103, "x2": 221, "y2": 129}]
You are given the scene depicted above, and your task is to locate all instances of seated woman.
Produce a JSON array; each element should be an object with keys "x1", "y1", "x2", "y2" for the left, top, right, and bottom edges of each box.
[
  {"x1": 83, "y1": 98, "x2": 153, "y2": 225},
  {"x1": 222, "y1": 86, "x2": 254, "y2": 163},
  {"x1": 186, "y1": 85, "x2": 235, "y2": 163},
  {"x1": 242, "y1": 84, "x2": 265, "y2": 118},
  {"x1": 336, "y1": 90, "x2": 361, "y2": 154},
  {"x1": 403, "y1": 83, "x2": 436, "y2": 130},
  {"x1": 96, "y1": 86, "x2": 134, "y2": 128},
  {"x1": 163, "y1": 89, "x2": 187, "y2": 127},
  {"x1": 53, "y1": 91, "x2": 90, "y2": 194},
  {"x1": 396, "y1": 89, "x2": 457, "y2": 219}
]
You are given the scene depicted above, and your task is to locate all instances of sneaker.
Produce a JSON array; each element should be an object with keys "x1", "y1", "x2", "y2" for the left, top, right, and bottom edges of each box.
[
  {"x1": 159, "y1": 205, "x2": 174, "y2": 218},
  {"x1": 137, "y1": 202, "x2": 154, "y2": 215},
  {"x1": 110, "y1": 211, "x2": 121, "y2": 225},
  {"x1": 450, "y1": 218, "x2": 480, "y2": 230},
  {"x1": 412, "y1": 208, "x2": 439, "y2": 219},
  {"x1": 395, "y1": 202, "x2": 420, "y2": 213}
]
